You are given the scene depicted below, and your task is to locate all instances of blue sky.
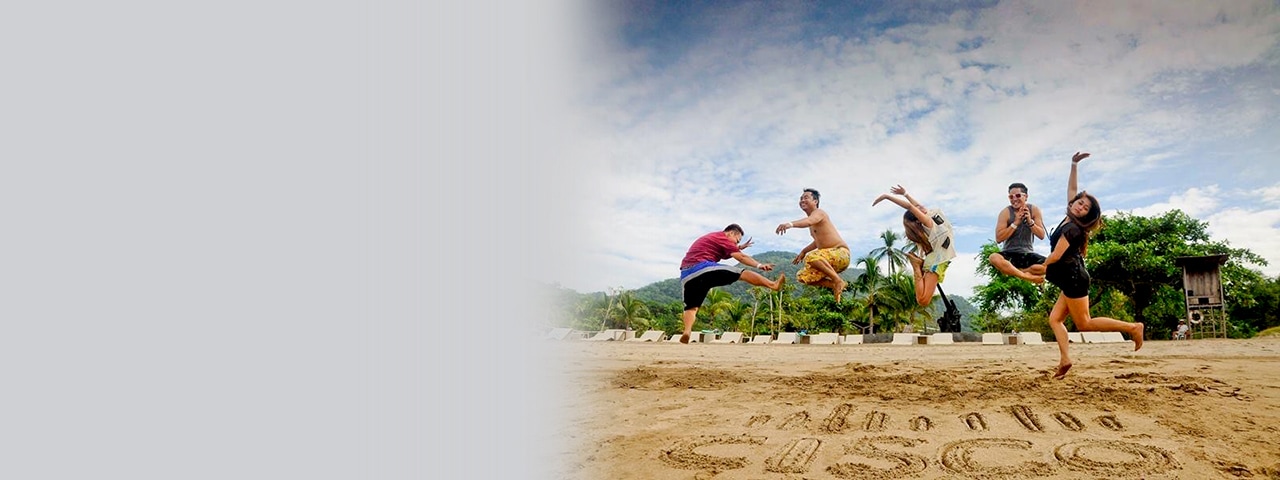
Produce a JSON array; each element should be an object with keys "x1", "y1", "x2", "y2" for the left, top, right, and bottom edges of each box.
[{"x1": 546, "y1": 0, "x2": 1280, "y2": 297}]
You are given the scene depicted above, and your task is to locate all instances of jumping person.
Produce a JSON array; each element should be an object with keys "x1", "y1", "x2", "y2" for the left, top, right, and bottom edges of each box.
[
  {"x1": 872, "y1": 185, "x2": 956, "y2": 307},
  {"x1": 679, "y1": 224, "x2": 786, "y2": 344},
  {"x1": 776, "y1": 188, "x2": 851, "y2": 302},
  {"x1": 1044, "y1": 152, "x2": 1144, "y2": 379},
  {"x1": 989, "y1": 182, "x2": 1047, "y2": 283}
]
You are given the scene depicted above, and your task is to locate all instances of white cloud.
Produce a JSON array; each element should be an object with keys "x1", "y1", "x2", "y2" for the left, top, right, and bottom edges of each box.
[
  {"x1": 1126, "y1": 186, "x2": 1222, "y2": 218},
  {"x1": 1207, "y1": 207, "x2": 1280, "y2": 277},
  {"x1": 942, "y1": 252, "x2": 985, "y2": 299}
]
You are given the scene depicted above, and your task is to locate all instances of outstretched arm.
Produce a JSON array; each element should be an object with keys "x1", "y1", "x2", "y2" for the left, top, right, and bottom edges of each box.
[
  {"x1": 776, "y1": 209, "x2": 827, "y2": 235},
  {"x1": 1068, "y1": 152, "x2": 1089, "y2": 203},
  {"x1": 872, "y1": 185, "x2": 934, "y2": 228},
  {"x1": 730, "y1": 251, "x2": 772, "y2": 271}
]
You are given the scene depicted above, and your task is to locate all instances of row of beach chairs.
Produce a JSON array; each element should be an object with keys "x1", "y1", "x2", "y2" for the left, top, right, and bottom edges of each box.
[{"x1": 545, "y1": 328, "x2": 1131, "y2": 345}]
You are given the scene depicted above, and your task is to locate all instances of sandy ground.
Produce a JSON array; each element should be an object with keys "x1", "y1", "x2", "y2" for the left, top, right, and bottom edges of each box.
[{"x1": 544, "y1": 336, "x2": 1280, "y2": 479}]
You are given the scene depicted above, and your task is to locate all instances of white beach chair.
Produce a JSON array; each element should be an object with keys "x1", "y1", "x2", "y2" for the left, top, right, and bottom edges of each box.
[
  {"x1": 749, "y1": 335, "x2": 773, "y2": 344},
  {"x1": 1099, "y1": 332, "x2": 1127, "y2": 343},
  {"x1": 981, "y1": 333, "x2": 1004, "y2": 345},
  {"x1": 1067, "y1": 332, "x2": 1084, "y2": 343},
  {"x1": 809, "y1": 332, "x2": 840, "y2": 345},
  {"x1": 927, "y1": 333, "x2": 954, "y2": 345},
  {"x1": 1081, "y1": 332, "x2": 1108, "y2": 344},
  {"x1": 843, "y1": 334, "x2": 864, "y2": 344},
  {"x1": 891, "y1": 333, "x2": 918, "y2": 345},
  {"x1": 1019, "y1": 332, "x2": 1046, "y2": 345},
  {"x1": 664, "y1": 332, "x2": 700, "y2": 343},
  {"x1": 585, "y1": 330, "x2": 620, "y2": 341},
  {"x1": 625, "y1": 330, "x2": 664, "y2": 342},
  {"x1": 544, "y1": 327, "x2": 573, "y2": 340},
  {"x1": 773, "y1": 332, "x2": 799, "y2": 344},
  {"x1": 710, "y1": 332, "x2": 745, "y2": 344}
]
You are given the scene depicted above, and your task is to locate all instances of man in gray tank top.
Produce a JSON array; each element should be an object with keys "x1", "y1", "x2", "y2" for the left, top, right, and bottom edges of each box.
[{"x1": 988, "y1": 182, "x2": 1047, "y2": 283}]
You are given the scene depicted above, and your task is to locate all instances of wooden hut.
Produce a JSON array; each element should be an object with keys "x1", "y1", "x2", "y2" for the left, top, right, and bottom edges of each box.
[{"x1": 1174, "y1": 254, "x2": 1228, "y2": 339}]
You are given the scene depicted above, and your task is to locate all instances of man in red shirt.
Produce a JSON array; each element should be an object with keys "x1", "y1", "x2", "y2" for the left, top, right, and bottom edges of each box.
[{"x1": 679, "y1": 224, "x2": 786, "y2": 343}]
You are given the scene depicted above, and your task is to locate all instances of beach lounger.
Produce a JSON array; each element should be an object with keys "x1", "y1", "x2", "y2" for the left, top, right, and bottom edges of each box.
[
  {"x1": 891, "y1": 333, "x2": 918, "y2": 345},
  {"x1": 809, "y1": 332, "x2": 840, "y2": 345},
  {"x1": 1067, "y1": 332, "x2": 1084, "y2": 343},
  {"x1": 1019, "y1": 332, "x2": 1045, "y2": 345},
  {"x1": 1081, "y1": 332, "x2": 1109, "y2": 344},
  {"x1": 664, "y1": 332, "x2": 701, "y2": 343},
  {"x1": 544, "y1": 327, "x2": 574, "y2": 340},
  {"x1": 749, "y1": 335, "x2": 772, "y2": 344},
  {"x1": 981, "y1": 333, "x2": 1004, "y2": 345},
  {"x1": 1099, "y1": 332, "x2": 1127, "y2": 343},
  {"x1": 585, "y1": 330, "x2": 616, "y2": 341},
  {"x1": 625, "y1": 330, "x2": 664, "y2": 342},
  {"x1": 843, "y1": 334, "x2": 863, "y2": 344},
  {"x1": 710, "y1": 332, "x2": 744, "y2": 344},
  {"x1": 927, "y1": 333, "x2": 954, "y2": 345},
  {"x1": 773, "y1": 332, "x2": 798, "y2": 344}
]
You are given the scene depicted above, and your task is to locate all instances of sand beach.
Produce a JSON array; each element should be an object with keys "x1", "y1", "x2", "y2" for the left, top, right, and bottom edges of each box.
[{"x1": 546, "y1": 336, "x2": 1280, "y2": 479}]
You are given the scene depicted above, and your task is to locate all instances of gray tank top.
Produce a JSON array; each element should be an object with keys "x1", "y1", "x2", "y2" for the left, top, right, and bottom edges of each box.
[{"x1": 1002, "y1": 205, "x2": 1036, "y2": 253}]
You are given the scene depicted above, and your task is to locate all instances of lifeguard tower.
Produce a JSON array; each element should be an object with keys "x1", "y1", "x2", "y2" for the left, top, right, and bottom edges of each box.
[{"x1": 1174, "y1": 254, "x2": 1229, "y2": 339}]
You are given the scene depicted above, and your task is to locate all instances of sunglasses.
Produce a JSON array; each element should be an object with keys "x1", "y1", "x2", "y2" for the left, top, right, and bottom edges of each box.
[{"x1": 1008, "y1": 193, "x2": 1026, "y2": 199}]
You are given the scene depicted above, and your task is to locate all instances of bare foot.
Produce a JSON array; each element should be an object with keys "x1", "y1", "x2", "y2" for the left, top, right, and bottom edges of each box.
[
  {"x1": 905, "y1": 253, "x2": 923, "y2": 270},
  {"x1": 832, "y1": 278, "x2": 846, "y2": 303},
  {"x1": 772, "y1": 274, "x2": 787, "y2": 291},
  {"x1": 1053, "y1": 363, "x2": 1072, "y2": 379},
  {"x1": 1132, "y1": 323, "x2": 1145, "y2": 351},
  {"x1": 680, "y1": 333, "x2": 690, "y2": 344}
]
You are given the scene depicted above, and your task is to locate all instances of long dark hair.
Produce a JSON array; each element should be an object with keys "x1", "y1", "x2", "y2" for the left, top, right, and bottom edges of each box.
[
  {"x1": 902, "y1": 211, "x2": 932, "y2": 254},
  {"x1": 1067, "y1": 191, "x2": 1103, "y2": 255},
  {"x1": 1068, "y1": 191, "x2": 1103, "y2": 232}
]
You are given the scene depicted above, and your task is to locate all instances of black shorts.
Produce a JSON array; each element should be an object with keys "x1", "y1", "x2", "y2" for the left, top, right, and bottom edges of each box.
[
  {"x1": 998, "y1": 250, "x2": 1047, "y2": 270},
  {"x1": 681, "y1": 265, "x2": 743, "y2": 310},
  {"x1": 1046, "y1": 261, "x2": 1090, "y2": 299}
]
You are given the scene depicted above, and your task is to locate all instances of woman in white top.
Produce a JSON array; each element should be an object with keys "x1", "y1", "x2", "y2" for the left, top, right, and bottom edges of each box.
[{"x1": 873, "y1": 185, "x2": 956, "y2": 306}]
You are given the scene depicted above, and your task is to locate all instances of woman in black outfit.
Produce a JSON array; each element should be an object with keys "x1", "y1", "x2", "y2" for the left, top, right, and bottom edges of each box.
[{"x1": 1043, "y1": 152, "x2": 1145, "y2": 379}]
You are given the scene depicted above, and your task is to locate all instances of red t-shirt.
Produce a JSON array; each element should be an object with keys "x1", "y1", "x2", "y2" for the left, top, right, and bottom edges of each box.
[{"x1": 680, "y1": 231, "x2": 740, "y2": 269}]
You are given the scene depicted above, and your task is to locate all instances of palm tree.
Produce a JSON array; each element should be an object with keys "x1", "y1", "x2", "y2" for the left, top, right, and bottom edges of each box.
[
  {"x1": 692, "y1": 289, "x2": 735, "y2": 332},
  {"x1": 772, "y1": 279, "x2": 798, "y2": 333},
  {"x1": 870, "y1": 229, "x2": 909, "y2": 278},
  {"x1": 852, "y1": 255, "x2": 895, "y2": 334},
  {"x1": 598, "y1": 287, "x2": 623, "y2": 330},
  {"x1": 704, "y1": 289, "x2": 735, "y2": 317},
  {"x1": 611, "y1": 290, "x2": 652, "y2": 331},
  {"x1": 723, "y1": 301, "x2": 752, "y2": 333},
  {"x1": 747, "y1": 286, "x2": 770, "y2": 336},
  {"x1": 886, "y1": 273, "x2": 933, "y2": 332}
]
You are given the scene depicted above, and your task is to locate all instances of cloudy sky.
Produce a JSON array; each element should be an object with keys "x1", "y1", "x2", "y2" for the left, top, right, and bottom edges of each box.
[{"x1": 546, "y1": 0, "x2": 1280, "y2": 298}]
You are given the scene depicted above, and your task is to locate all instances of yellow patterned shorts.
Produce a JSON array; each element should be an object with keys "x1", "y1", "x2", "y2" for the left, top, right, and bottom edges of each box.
[
  {"x1": 797, "y1": 247, "x2": 851, "y2": 284},
  {"x1": 926, "y1": 261, "x2": 950, "y2": 283}
]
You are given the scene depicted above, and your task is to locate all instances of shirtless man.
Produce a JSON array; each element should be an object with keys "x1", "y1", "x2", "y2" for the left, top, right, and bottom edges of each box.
[{"x1": 776, "y1": 188, "x2": 852, "y2": 302}]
